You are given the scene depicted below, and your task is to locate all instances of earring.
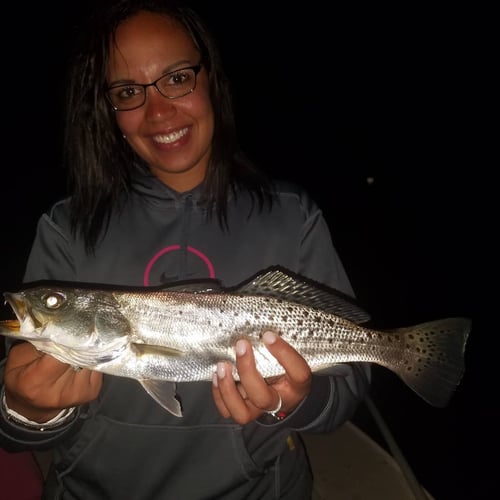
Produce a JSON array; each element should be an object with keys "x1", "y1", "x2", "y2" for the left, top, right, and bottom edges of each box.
[{"x1": 122, "y1": 134, "x2": 127, "y2": 139}]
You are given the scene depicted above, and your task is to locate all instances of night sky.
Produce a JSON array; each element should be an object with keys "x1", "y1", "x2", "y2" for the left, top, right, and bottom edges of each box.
[{"x1": 1, "y1": 3, "x2": 492, "y2": 499}]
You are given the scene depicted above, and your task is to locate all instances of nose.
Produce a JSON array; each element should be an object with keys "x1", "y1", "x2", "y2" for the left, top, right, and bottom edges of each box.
[{"x1": 144, "y1": 86, "x2": 176, "y2": 121}]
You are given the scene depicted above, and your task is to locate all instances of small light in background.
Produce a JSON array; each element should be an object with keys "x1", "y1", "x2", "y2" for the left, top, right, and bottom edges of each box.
[{"x1": 366, "y1": 176, "x2": 375, "y2": 185}]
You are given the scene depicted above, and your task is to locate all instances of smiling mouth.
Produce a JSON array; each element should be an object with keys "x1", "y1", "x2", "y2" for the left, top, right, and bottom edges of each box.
[{"x1": 153, "y1": 127, "x2": 188, "y2": 145}]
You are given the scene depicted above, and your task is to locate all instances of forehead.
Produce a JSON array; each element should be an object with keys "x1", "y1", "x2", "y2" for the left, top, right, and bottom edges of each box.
[{"x1": 108, "y1": 11, "x2": 199, "y2": 75}]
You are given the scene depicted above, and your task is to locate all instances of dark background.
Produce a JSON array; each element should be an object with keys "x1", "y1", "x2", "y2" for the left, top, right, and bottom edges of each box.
[{"x1": 1, "y1": 2, "x2": 493, "y2": 499}]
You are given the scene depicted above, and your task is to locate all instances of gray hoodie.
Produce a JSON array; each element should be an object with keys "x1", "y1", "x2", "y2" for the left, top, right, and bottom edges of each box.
[{"x1": 0, "y1": 172, "x2": 370, "y2": 499}]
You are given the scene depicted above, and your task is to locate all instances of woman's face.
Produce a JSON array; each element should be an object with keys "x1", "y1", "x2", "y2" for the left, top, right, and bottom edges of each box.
[{"x1": 107, "y1": 11, "x2": 214, "y2": 191}]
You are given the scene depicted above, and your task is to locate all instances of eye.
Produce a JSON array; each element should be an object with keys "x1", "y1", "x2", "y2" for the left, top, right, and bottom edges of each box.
[
  {"x1": 160, "y1": 68, "x2": 194, "y2": 90},
  {"x1": 43, "y1": 292, "x2": 66, "y2": 310},
  {"x1": 112, "y1": 85, "x2": 143, "y2": 101},
  {"x1": 170, "y1": 69, "x2": 191, "y2": 85}
]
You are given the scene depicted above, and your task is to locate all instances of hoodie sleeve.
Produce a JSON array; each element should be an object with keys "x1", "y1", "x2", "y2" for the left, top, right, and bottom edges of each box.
[
  {"x1": 258, "y1": 186, "x2": 371, "y2": 432},
  {"x1": 0, "y1": 377, "x2": 85, "y2": 452},
  {"x1": 0, "y1": 205, "x2": 80, "y2": 450},
  {"x1": 23, "y1": 202, "x2": 77, "y2": 283}
]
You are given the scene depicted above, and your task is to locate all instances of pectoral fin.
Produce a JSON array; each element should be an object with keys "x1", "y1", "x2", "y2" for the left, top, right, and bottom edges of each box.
[
  {"x1": 132, "y1": 343, "x2": 184, "y2": 356},
  {"x1": 139, "y1": 380, "x2": 183, "y2": 417}
]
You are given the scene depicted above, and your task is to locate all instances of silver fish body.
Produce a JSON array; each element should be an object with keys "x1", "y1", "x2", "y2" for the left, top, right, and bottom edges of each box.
[{"x1": 0, "y1": 267, "x2": 471, "y2": 417}]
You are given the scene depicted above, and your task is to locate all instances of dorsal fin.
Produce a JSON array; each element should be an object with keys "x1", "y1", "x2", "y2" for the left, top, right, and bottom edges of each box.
[
  {"x1": 159, "y1": 281, "x2": 223, "y2": 294},
  {"x1": 231, "y1": 266, "x2": 371, "y2": 324}
]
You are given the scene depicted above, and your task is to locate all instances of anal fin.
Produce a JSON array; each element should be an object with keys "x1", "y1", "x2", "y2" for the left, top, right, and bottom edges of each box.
[{"x1": 139, "y1": 380, "x2": 183, "y2": 417}]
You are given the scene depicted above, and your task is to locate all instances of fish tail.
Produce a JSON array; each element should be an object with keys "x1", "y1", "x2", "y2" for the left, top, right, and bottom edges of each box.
[{"x1": 390, "y1": 317, "x2": 471, "y2": 407}]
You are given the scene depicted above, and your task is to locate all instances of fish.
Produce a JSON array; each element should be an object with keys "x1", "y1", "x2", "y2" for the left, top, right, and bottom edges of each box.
[{"x1": 0, "y1": 266, "x2": 471, "y2": 417}]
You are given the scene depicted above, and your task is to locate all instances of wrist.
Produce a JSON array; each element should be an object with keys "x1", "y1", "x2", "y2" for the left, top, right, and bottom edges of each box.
[{"x1": 2, "y1": 388, "x2": 75, "y2": 431}]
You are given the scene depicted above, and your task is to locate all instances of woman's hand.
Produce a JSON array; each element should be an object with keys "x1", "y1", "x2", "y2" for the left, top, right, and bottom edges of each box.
[
  {"x1": 3, "y1": 342, "x2": 102, "y2": 423},
  {"x1": 212, "y1": 331, "x2": 312, "y2": 424}
]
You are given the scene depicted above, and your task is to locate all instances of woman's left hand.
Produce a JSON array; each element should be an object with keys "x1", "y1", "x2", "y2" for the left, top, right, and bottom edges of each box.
[{"x1": 212, "y1": 331, "x2": 312, "y2": 424}]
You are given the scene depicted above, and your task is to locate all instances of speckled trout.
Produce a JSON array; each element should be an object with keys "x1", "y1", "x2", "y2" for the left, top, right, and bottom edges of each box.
[{"x1": 0, "y1": 267, "x2": 471, "y2": 417}]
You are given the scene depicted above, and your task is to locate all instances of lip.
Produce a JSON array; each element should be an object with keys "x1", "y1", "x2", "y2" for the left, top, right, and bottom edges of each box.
[{"x1": 151, "y1": 126, "x2": 189, "y2": 146}]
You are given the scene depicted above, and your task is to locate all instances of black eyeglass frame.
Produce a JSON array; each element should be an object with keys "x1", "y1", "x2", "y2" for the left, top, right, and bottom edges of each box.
[{"x1": 106, "y1": 63, "x2": 203, "y2": 111}]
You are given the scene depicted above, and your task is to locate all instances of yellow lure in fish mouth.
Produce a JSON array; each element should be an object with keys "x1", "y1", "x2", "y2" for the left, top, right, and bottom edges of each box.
[{"x1": 0, "y1": 319, "x2": 21, "y2": 333}]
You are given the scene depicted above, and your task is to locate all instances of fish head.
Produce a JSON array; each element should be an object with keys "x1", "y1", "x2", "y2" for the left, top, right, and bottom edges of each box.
[{"x1": 1, "y1": 285, "x2": 130, "y2": 351}]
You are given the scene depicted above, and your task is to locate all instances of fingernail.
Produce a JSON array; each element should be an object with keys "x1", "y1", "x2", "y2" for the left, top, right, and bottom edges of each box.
[
  {"x1": 263, "y1": 331, "x2": 277, "y2": 345},
  {"x1": 212, "y1": 372, "x2": 218, "y2": 387},
  {"x1": 235, "y1": 339, "x2": 247, "y2": 356},
  {"x1": 217, "y1": 362, "x2": 226, "y2": 378}
]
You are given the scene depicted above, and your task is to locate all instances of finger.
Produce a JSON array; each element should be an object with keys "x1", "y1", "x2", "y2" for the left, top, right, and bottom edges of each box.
[
  {"x1": 212, "y1": 372, "x2": 231, "y2": 418},
  {"x1": 13, "y1": 343, "x2": 100, "y2": 395},
  {"x1": 236, "y1": 382, "x2": 248, "y2": 400},
  {"x1": 5, "y1": 342, "x2": 44, "y2": 370},
  {"x1": 6, "y1": 343, "x2": 102, "y2": 409},
  {"x1": 234, "y1": 339, "x2": 280, "y2": 412},
  {"x1": 6, "y1": 343, "x2": 71, "y2": 382},
  {"x1": 59, "y1": 369, "x2": 103, "y2": 405},
  {"x1": 214, "y1": 361, "x2": 259, "y2": 423},
  {"x1": 262, "y1": 331, "x2": 312, "y2": 387}
]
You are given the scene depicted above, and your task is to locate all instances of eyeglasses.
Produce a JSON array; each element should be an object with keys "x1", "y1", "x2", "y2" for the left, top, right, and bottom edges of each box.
[{"x1": 106, "y1": 64, "x2": 202, "y2": 111}]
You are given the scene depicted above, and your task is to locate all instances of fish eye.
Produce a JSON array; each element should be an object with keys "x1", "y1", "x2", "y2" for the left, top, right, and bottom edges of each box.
[{"x1": 43, "y1": 292, "x2": 66, "y2": 309}]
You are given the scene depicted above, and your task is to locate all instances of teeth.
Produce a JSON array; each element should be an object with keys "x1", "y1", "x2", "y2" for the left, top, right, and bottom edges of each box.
[{"x1": 154, "y1": 127, "x2": 188, "y2": 144}]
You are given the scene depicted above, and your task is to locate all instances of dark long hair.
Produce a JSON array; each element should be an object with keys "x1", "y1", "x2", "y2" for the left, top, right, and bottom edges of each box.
[{"x1": 62, "y1": 0, "x2": 273, "y2": 253}]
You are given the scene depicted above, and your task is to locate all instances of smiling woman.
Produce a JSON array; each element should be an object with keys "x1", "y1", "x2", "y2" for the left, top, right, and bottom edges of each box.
[
  {"x1": 1, "y1": 0, "x2": 486, "y2": 499},
  {"x1": 107, "y1": 10, "x2": 214, "y2": 191},
  {"x1": 0, "y1": 2, "x2": 372, "y2": 499}
]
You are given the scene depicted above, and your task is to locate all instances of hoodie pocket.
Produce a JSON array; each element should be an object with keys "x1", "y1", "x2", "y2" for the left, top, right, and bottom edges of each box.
[{"x1": 53, "y1": 416, "x2": 273, "y2": 499}]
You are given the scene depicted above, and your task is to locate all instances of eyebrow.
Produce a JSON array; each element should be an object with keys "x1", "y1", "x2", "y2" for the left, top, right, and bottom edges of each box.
[{"x1": 108, "y1": 59, "x2": 197, "y2": 87}]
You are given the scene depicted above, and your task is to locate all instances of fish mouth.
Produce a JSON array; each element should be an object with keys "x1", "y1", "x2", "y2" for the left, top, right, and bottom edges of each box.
[
  {"x1": 4, "y1": 293, "x2": 28, "y2": 322},
  {"x1": 2, "y1": 292, "x2": 43, "y2": 335}
]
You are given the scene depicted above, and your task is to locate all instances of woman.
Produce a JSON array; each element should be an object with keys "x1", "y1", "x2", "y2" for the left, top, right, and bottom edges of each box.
[{"x1": 0, "y1": 1, "x2": 370, "y2": 498}]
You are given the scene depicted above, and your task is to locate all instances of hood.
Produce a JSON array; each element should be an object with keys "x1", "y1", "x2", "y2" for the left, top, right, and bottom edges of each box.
[{"x1": 130, "y1": 168, "x2": 208, "y2": 209}]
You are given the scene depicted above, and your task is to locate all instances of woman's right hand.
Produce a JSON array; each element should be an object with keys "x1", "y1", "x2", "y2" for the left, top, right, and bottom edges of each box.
[{"x1": 3, "y1": 342, "x2": 102, "y2": 423}]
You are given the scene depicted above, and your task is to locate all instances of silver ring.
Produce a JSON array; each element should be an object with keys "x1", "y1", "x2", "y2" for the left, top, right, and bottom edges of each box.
[{"x1": 265, "y1": 393, "x2": 282, "y2": 417}]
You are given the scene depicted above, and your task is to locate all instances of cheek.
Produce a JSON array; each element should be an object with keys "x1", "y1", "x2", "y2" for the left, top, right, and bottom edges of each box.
[
  {"x1": 115, "y1": 112, "x2": 141, "y2": 136},
  {"x1": 191, "y1": 90, "x2": 214, "y2": 130}
]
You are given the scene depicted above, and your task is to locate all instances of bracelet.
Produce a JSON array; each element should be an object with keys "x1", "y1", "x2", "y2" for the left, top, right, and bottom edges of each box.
[{"x1": 1, "y1": 389, "x2": 75, "y2": 431}]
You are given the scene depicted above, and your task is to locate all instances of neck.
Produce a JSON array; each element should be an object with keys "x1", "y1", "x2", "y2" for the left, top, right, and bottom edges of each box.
[{"x1": 151, "y1": 164, "x2": 206, "y2": 193}]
